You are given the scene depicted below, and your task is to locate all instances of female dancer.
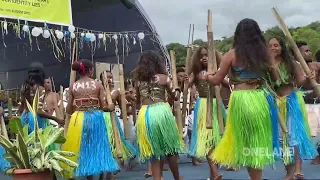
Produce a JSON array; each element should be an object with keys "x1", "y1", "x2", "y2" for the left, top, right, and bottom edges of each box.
[
  {"x1": 207, "y1": 18, "x2": 280, "y2": 180},
  {"x1": 62, "y1": 59, "x2": 118, "y2": 180},
  {"x1": 269, "y1": 37, "x2": 317, "y2": 179},
  {"x1": 187, "y1": 47, "x2": 227, "y2": 179},
  {"x1": 19, "y1": 62, "x2": 64, "y2": 134},
  {"x1": 134, "y1": 50, "x2": 183, "y2": 180},
  {"x1": 99, "y1": 71, "x2": 136, "y2": 169}
]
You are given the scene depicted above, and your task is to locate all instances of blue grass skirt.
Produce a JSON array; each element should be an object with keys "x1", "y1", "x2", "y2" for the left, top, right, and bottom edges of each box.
[
  {"x1": 20, "y1": 111, "x2": 57, "y2": 151},
  {"x1": 21, "y1": 111, "x2": 50, "y2": 134},
  {"x1": 0, "y1": 145, "x2": 9, "y2": 172},
  {"x1": 277, "y1": 91, "x2": 318, "y2": 165},
  {"x1": 103, "y1": 112, "x2": 136, "y2": 160},
  {"x1": 212, "y1": 89, "x2": 280, "y2": 169},
  {"x1": 189, "y1": 97, "x2": 227, "y2": 158},
  {"x1": 61, "y1": 110, "x2": 119, "y2": 178},
  {"x1": 136, "y1": 102, "x2": 184, "y2": 162}
]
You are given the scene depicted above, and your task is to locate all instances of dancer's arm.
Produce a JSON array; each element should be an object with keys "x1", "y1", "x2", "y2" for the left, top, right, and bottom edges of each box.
[
  {"x1": 37, "y1": 87, "x2": 64, "y2": 125},
  {"x1": 98, "y1": 82, "x2": 115, "y2": 112},
  {"x1": 207, "y1": 50, "x2": 232, "y2": 86},
  {"x1": 165, "y1": 76, "x2": 180, "y2": 101}
]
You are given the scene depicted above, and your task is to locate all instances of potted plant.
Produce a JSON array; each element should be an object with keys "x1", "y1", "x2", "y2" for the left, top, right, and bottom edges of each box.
[{"x1": 0, "y1": 89, "x2": 78, "y2": 180}]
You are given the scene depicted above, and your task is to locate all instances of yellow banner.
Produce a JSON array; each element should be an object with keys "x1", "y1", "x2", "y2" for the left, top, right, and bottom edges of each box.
[{"x1": 0, "y1": 0, "x2": 72, "y2": 25}]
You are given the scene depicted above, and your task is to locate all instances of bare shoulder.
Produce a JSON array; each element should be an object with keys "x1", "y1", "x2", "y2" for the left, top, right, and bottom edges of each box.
[{"x1": 224, "y1": 49, "x2": 235, "y2": 60}]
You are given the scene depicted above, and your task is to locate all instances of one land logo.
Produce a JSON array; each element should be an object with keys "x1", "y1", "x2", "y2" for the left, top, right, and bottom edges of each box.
[{"x1": 242, "y1": 147, "x2": 294, "y2": 157}]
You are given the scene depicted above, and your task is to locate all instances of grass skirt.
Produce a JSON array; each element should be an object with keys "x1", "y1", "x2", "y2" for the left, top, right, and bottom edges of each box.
[
  {"x1": 103, "y1": 112, "x2": 136, "y2": 160},
  {"x1": 277, "y1": 91, "x2": 317, "y2": 165},
  {"x1": 136, "y1": 102, "x2": 184, "y2": 162},
  {"x1": 189, "y1": 98, "x2": 227, "y2": 158},
  {"x1": 212, "y1": 89, "x2": 279, "y2": 169},
  {"x1": 61, "y1": 110, "x2": 119, "y2": 178},
  {"x1": 0, "y1": 145, "x2": 9, "y2": 172},
  {"x1": 20, "y1": 111, "x2": 57, "y2": 151}
]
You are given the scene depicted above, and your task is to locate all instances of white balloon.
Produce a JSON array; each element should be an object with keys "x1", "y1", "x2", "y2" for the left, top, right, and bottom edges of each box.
[
  {"x1": 70, "y1": 32, "x2": 76, "y2": 39},
  {"x1": 42, "y1": 30, "x2": 50, "y2": 38},
  {"x1": 81, "y1": 33, "x2": 85, "y2": 37},
  {"x1": 90, "y1": 35, "x2": 96, "y2": 42},
  {"x1": 37, "y1": 27, "x2": 43, "y2": 34},
  {"x1": 31, "y1": 27, "x2": 41, "y2": 37},
  {"x1": 138, "y1": 32, "x2": 145, "y2": 40},
  {"x1": 55, "y1": 30, "x2": 59, "y2": 35},
  {"x1": 112, "y1": 34, "x2": 118, "y2": 40},
  {"x1": 68, "y1": 25, "x2": 75, "y2": 32},
  {"x1": 22, "y1": 25, "x2": 29, "y2": 32},
  {"x1": 56, "y1": 31, "x2": 64, "y2": 39},
  {"x1": 98, "y1": 34, "x2": 103, "y2": 39},
  {"x1": 85, "y1": 33, "x2": 91, "y2": 38}
]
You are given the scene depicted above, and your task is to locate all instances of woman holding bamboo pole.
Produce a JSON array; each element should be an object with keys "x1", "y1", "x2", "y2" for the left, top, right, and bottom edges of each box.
[
  {"x1": 134, "y1": 51, "x2": 183, "y2": 180},
  {"x1": 99, "y1": 71, "x2": 136, "y2": 164},
  {"x1": 61, "y1": 59, "x2": 118, "y2": 180},
  {"x1": 207, "y1": 18, "x2": 280, "y2": 180},
  {"x1": 186, "y1": 46, "x2": 227, "y2": 179},
  {"x1": 19, "y1": 62, "x2": 65, "y2": 134},
  {"x1": 268, "y1": 37, "x2": 317, "y2": 179}
]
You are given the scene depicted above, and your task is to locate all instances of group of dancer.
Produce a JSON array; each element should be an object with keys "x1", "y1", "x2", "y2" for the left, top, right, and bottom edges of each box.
[{"x1": 0, "y1": 17, "x2": 320, "y2": 180}]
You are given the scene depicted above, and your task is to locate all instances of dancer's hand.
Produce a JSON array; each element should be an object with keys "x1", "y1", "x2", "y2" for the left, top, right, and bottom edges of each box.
[
  {"x1": 307, "y1": 70, "x2": 316, "y2": 80},
  {"x1": 108, "y1": 104, "x2": 115, "y2": 111},
  {"x1": 57, "y1": 118, "x2": 65, "y2": 125}
]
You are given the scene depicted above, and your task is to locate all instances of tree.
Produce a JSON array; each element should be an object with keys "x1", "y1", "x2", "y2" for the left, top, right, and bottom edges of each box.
[
  {"x1": 166, "y1": 43, "x2": 187, "y2": 66},
  {"x1": 166, "y1": 21, "x2": 320, "y2": 64}
]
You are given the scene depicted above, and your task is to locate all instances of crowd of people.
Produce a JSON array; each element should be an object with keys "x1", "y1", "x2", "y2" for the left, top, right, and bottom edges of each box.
[{"x1": 0, "y1": 17, "x2": 320, "y2": 180}]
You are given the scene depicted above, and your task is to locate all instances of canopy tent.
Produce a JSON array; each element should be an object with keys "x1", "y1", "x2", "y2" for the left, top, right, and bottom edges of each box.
[{"x1": 0, "y1": 0, "x2": 169, "y2": 90}]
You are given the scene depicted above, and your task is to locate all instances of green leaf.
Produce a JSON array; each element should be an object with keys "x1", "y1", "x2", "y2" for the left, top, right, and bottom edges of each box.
[
  {"x1": 54, "y1": 135, "x2": 66, "y2": 144},
  {"x1": 52, "y1": 152, "x2": 78, "y2": 168},
  {"x1": 28, "y1": 148, "x2": 41, "y2": 159},
  {"x1": 51, "y1": 151, "x2": 75, "y2": 157},
  {"x1": 32, "y1": 157, "x2": 42, "y2": 169},
  {"x1": 0, "y1": 141, "x2": 24, "y2": 169},
  {"x1": 3, "y1": 153, "x2": 15, "y2": 164},
  {"x1": 44, "y1": 128, "x2": 64, "y2": 149},
  {"x1": 49, "y1": 159, "x2": 63, "y2": 172},
  {"x1": 8, "y1": 117, "x2": 23, "y2": 134},
  {"x1": 22, "y1": 125, "x2": 29, "y2": 140},
  {"x1": 0, "y1": 135, "x2": 14, "y2": 149},
  {"x1": 5, "y1": 167, "x2": 15, "y2": 175},
  {"x1": 25, "y1": 131, "x2": 35, "y2": 145},
  {"x1": 17, "y1": 133, "x2": 30, "y2": 169}
]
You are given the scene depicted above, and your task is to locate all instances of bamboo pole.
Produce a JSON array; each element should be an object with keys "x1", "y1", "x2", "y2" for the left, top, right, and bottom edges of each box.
[
  {"x1": 50, "y1": 77, "x2": 56, "y2": 93},
  {"x1": 8, "y1": 98, "x2": 12, "y2": 117},
  {"x1": 119, "y1": 64, "x2": 130, "y2": 140},
  {"x1": 170, "y1": 50, "x2": 183, "y2": 137},
  {"x1": 207, "y1": 10, "x2": 224, "y2": 134},
  {"x1": 272, "y1": 7, "x2": 320, "y2": 98},
  {"x1": 103, "y1": 72, "x2": 122, "y2": 158},
  {"x1": 58, "y1": 85, "x2": 64, "y2": 120}
]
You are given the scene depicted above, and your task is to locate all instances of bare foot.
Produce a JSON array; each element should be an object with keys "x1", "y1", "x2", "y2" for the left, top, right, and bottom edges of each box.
[
  {"x1": 311, "y1": 156, "x2": 320, "y2": 165},
  {"x1": 144, "y1": 173, "x2": 152, "y2": 178},
  {"x1": 294, "y1": 172, "x2": 304, "y2": 179},
  {"x1": 192, "y1": 158, "x2": 202, "y2": 166},
  {"x1": 283, "y1": 175, "x2": 296, "y2": 180}
]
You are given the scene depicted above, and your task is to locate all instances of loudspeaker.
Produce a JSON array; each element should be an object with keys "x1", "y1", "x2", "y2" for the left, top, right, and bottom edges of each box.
[{"x1": 120, "y1": 0, "x2": 135, "y2": 9}]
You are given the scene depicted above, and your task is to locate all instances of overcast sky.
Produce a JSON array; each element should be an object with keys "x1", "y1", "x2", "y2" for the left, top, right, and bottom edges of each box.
[{"x1": 139, "y1": 0, "x2": 320, "y2": 45}]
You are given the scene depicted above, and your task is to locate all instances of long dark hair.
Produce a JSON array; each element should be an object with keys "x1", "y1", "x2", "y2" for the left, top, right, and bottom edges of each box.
[
  {"x1": 269, "y1": 37, "x2": 294, "y2": 76},
  {"x1": 72, "y1": 59, "x2": 93, "y2": 76},
  {"x1": 22, "y1": 62, "x2": 46, "y2": 104},
  {"x1": 134, "y1": 50, "x2": 167, "y2": 82},
  {"x1": 191, "y1": 47, "x2": 207, "y2": 84},
  {"x1": 233, "y1": 18, "x2": 270, "y2": 74}
]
